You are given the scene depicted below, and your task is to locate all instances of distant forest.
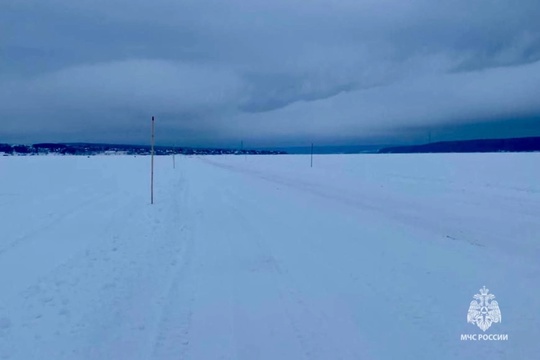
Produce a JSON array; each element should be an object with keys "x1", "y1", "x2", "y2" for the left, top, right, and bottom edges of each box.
[
  {"x1": 0, "y1": 143, "x2": 286, "y2": 156},
  {"x1": 3, "y1": 137, "x2": 540, "y2": 156},
  {"x1": 379, "y1": 137, "x2": 540, "y2": 154}
]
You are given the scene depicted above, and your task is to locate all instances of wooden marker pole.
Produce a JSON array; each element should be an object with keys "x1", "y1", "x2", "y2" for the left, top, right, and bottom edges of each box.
[
  {"x1": 310, "y1": 143, "x2": 314, "y2": 168},
  {"x1": 151, "y1": 116, "x2": 155, "y2": 205},
  {"x1": 173, "y1": 147, "x2": 176, "y2": 169}
]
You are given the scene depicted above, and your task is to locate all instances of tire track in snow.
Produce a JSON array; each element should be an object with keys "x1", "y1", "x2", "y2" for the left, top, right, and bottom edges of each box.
[
  {"x1": 171, "y1": 160, "x2": 240, "y2": 359},
  {"x1": 149, "y1": 224, "x2": 196, "y2": 360},
  {"x1": 223, "y1": 183, "x2": 350, "y2": 360},
  {"x1": 69, "y1": 168, "x2": 193, "y2": 360},
  {"x1": 200, "y1": 156, "x2": 522, "y2": 360},
  {"x1": 221, "y1": 186, "x2": 309, "y2": 359},
  {"x1": 1, "y1": 158, "x2": 195, "y2": 360},
  {"x1": 199, "y1": 157, "x2": 509, "y2": 253},
  {"x1": 149, "y1": 172, "x2": 198, "y2": 360}
]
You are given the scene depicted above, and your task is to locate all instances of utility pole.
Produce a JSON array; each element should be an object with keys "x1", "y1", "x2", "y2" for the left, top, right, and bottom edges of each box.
[
  {"x1": 310, "y1": 143, "x2": 314, "y2": 168},
  {"x1": 173, "y1": 144, "x2": 176, "y2": 169},
  {"x1": 151, "y1": 116, "x2": 155, "y2": 205}
]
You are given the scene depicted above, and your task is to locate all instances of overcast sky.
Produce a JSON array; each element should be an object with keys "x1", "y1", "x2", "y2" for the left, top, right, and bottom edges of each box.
[{"x1": 2, "y1": 0, "x2": 540, "y2": 147}]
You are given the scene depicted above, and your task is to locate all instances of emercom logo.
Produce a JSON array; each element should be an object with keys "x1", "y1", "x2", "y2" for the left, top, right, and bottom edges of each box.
[
  {"x1": 467, "y1": 286, "x2": 502, "y2": 331},
  {"x1": 460, "y1": 334, "x2": 508, "y2": 341},
  {"x1": 460, "y1": 286, "x2": 508, "y2": 341}
]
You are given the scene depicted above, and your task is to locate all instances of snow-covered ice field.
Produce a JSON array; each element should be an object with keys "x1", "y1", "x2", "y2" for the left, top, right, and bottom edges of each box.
[{"x1": 0, "y1": 153, "x2": 539, "y2": 359}]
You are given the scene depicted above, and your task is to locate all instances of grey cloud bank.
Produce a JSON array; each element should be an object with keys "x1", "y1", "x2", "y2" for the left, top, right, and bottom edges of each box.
[{"x1": 1, "y1": 0, "x2": 540, "y2": 147}]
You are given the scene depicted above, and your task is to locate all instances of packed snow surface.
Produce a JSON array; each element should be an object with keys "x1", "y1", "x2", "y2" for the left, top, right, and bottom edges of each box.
[{"x1": 0, "y1": 154, "x2": 539, "y2": 359}]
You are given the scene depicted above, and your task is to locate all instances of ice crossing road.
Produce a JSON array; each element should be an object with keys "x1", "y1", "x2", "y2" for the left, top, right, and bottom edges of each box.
[{"x1": 0, "y1": 154, "x2": 539, "y2": 359}]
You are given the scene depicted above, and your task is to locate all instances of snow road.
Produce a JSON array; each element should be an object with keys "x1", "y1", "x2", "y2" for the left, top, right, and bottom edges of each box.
[{"x1": 0, "y1": 154, "x2": 539, "y2": 359}]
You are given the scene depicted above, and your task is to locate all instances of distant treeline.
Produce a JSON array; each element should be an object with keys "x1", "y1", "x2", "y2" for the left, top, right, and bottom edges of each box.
[
  {"x1": 0, "y1": 143, "x2": 286, "y2": 156},
  {"x1": 378, "y1": 137, "x2": 540, "y2": 154}
]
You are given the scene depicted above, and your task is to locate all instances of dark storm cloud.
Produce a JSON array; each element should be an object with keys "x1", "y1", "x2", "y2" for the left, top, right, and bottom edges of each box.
[{"x1": 1, "y1": 0, "x2": 540, "y2": 146}]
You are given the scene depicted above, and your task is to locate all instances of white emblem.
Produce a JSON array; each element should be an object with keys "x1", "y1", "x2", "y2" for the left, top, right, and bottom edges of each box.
[{"x1": 467, "y1": 286, "x2": 502, "y2": 332}]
